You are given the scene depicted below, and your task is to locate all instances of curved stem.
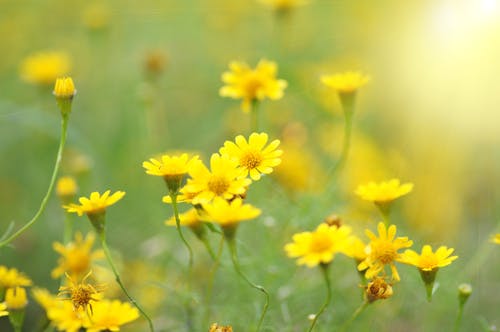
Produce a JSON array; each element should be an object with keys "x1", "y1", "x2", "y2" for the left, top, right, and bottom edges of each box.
[
  {"x1": 170, "y1": 194, "x2": 194, "y2": 269},
  {"x1": 338, "y1": 301, "x2": 369, "y2": 332},
  {"x1": 99, "y1": 232, "x2": 155, "y2": 332},
  {"x1": 227, "y1": 238, "x2": 269, "y2": 332},
  {"x1": 308, "y1": 265, "x2": 332, "y2": 332},
  {"x1": 0, "y1": 115, "x2": 69, "y2": 248}
]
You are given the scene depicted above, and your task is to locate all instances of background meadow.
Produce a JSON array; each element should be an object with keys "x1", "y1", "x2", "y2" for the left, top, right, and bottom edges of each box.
[{"x1": 0, "y1": 0, "x2": 499, "y2": 331}]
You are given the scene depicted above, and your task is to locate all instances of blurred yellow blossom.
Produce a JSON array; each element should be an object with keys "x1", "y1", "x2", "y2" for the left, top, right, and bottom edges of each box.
[
  {"x1": 220, "y1": 59, "x2": 287, "y2": 112},
  {"x1": 259, "y1": 0, "x2": 309, "y2": 11},
  {"x1": 358, "y1": 222, "x2": 413, "y2": 281},
  {"x1": 400, "y1": 245, "x2": 458, "y2": 271},
  {"x1": 85, "y1": 300, "x2": 139, "y2": 332},
  {"x1": 5, "y1": 287, "x2": 28, "y2": 310},
  {"x1": 321, "y1": 71, "x2": 370, "y2": 94},
  {"x1": 203, "y1": 197, "x2": 261, "y2": 227},
  {"x1": 284, "y1": 223, "x2": 352, "y2": 268},
  {"x1": 56, "y1": 176, "x2": 78, "y2": 200},
  {"x1": 0, "y1": 266, "x2": 32, "y2": 289},
  {"x1": 0, "y1": 303, "x2": 7, "y2": 317},
  {"x1": 355, "y1": 179, "x2": 413, "y2": 204},
  {"x1": 491, "y1": 233, "x2": 500, "y2": 245},
  {"x1": 345, "y1": 235, "x2": 368, "y2": 263},
  {"x1": 165, "y1": 208, "x2": 202, "y2": 227},
  {"x1": 220, "y1": 132, "x2": 282, "y2": 180},
  {"x1": 20, "y1": 51, "x2": 71, "y2": 85},
  {"x1": 82, "y1": 2, "x2": 111, "y2": 30},
  {"x1": 63, "y1": 190, "x2": 125, "y2": 217}
]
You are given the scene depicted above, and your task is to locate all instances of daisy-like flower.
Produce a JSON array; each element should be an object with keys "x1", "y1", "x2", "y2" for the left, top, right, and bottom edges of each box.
[
  {"x1": 85, "y1": 299, "x2": 139, "y2": 332},
  {"x1": 165, "y1": 208, "x2": 207, "y2": 239},
  {"x1": 355, "y1": 179, "x2": 413, "y2": 205},
  {"x1": 219, "y1": 59, "x2": 287, "y2": 112},
  {"x1": 220, "y1": 132, "x2": 282, "y2": 180},
  {"x1": 321, "y1": 71, "x2": 370, "y2": 95},
  {"x1": 491, "y1": 233, "x2": 500, "y2": 245},
  {"x1": 358, "y1": 222, "x2": 413, "y2": 281},
  {"x1": 203, "y1": 197, "x2": 261, "y2": 229},
  {"x1": 284, "y1": 223, "x2": 353, "y2": 268},
  {"x1": 5, "y1": 287, "x2": 28, "y2": 310},
  {"x1": 51, "y1": 232, "x2": 104, "y2": 280},
  {"x1": 365, "y1": 276, "x2": 393, "y2": 303},
  {"x1": 20, "y1": 51, "x2": 71, "y2": 85},
  {"x1": 0, "y1": 266, "x2": 32, "y2": 289},
  {"x1": 64, "y1": 191, "x2": 125, "y2": 217},
  {"x1": 183, "y1": 154, "x2": 251, "y2": 205},
  {"x1": 53, "y1": 77, "x2": 76, "y2": 99},
  {"x1": 58, "y1": 271, "x2": 104, "y2": 315}
]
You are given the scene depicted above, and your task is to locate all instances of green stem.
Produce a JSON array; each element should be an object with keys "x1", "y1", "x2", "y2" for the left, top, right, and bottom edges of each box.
[
  {"x1": 251, "y1": 100, "x2": 260, "y2": 133},
  {"x1": 327, "y1": 109, "x2": 353, "y2": 181},
  {"x1": 170, "y1": 194, "x2": 194, "y2": 269},
  {"x1": 0, "y1": 115, "x2": 69, "y2": 248},
  {"x1": 99, "y1": 232, "x2": 155, "y2": 332},
  {"x1": 227, "y1": 238, "x2": 269, "y2": 332},
  {"x1": 200, "y1": 235, "x2": 217, "y2": 261},
  {"x1": 204, "y1": 236, "x2": 224, "y2": 325},
  {"x1": 339, "y1": 301, "x2": 369, "y2": 332},
  {"x1": 63, "y1": 212, "x2": 73, "y2": 244},
  {"x1": 308, "y1": 264, "x2": 332, "y2": 332},
  {"x1": 453, "y1": 304, "x2": 465, "y2": 332}
]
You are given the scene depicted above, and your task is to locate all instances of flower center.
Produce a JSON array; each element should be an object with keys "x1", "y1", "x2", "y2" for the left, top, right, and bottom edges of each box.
[
  {"x1": 420, "y1": 254, "x2": 439, "y2": 269},
  {"x1": 208, "y1": 176, "x2": 230, "y2": 195},
  {"x1": 71, "y1": 284, "x2": 96, "y2": 311},
  {"x1": 244, "y1": 74, "x2": 263, "y2": 99},
  {"x1": 373, "y1": 242, "x2": 397, "y2": 264},
  {"x1": 309, "y1": 233, "x2": 333, "y2": 253},
  {"x1": 240, "y1": 150, "x2": 263, "y2": 170}
]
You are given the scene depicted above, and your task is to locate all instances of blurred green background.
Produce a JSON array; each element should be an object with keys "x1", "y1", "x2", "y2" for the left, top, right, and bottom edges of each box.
[{"x1": 0, "y1": 0, "x2": 499, "y2": 331}]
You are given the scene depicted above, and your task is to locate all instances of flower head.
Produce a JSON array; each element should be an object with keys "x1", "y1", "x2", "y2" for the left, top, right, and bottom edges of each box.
[
  {"x1": 0, "y1": 266, "x2": 32, "y2": 289},
  {"x1": 58, "y1": 272, "x2": 104, "y2": 315},
  {"x1": 355, "y1": 179, "x2": 414, "y2": 205},
  {"x1": 401, "y1": 245, "x2": 458, "y2": 271},
  {"x1": 63, "y1": 190, "x2": 125, "y2": 217},
  {"x1": 344, "y1": 235, "x2": 368, "y2": 263},
  {"x1": 285, "y1": 223, "x2": 353, "y2": 268},
  {"x1": 220, "y1": 132, "x2": 282, "y2": 180},
  {"x1": 52, "y1": 232, "x2": 104, "y2": 280},
  {"x1": 220, "y1": 59, "x2": 287, "y2": 112},
  {"x1": 203, "y1": 197, "x2": 261, "y2": 228},
  {"x1": 5, "y1": 287, "x2": 28, "y2": 310},
  {"x1": 53, "y1": 77, "x2": 76, "y2": 99},
  {"x1": 183, "y1": 154, "x2": 251, "y2": 205},
  {"x1": 491, "y1": 233, "x2": 500, "y2": 245},
  {"x1": 85, "y1": 300, "x2": 139, "y2": 332},
  {"x1": 57, "y1": 176, "x2": 78, "y2": 202},
  {"x1": 165, "y1": 208, "x2": 202, "y2": 227},
  {"x1": 358, "y1": 222, "x2": 413, "y2": 281},
  {"x1": 321, "y1": 71, "x2": 370, "y2": 94},
  {"x1": 259, "y1": 0, "x2": 309, "y2": 12},
  {"x1": 20, "y1": 51, "x2": 71, "y2": 85},
  {"x1": 365, "y1": 277, "x2": 393, "y2": 303},
  {"x1": 209, "y1": 323, "x2": 234, "y2": 332}
]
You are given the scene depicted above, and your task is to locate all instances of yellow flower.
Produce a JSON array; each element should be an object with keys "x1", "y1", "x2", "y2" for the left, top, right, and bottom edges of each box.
[
  {"x1": 56, "y1": 176, "x2": 78, "y2": 199},
  {"x1": 400, "y1": 245, "x2": 458, "y2": 271},
  {"x1": 5, "y1": 287, "x2": 28, "y2": 310},
  {"x1": 259, "y1": 0, "x2": 308, "y2": 11},
  {"x1": 0, "y1": 266, "x2": 32, "y2": 289},
  {"x1": 491, "y1": 233, "x2": 500, "y2": 245},
  {"x1": 165, "y1": 208, "x2": 202, "y2": 227},
  {"x1": 344, "y1": 235, "x2": 368, "y2": 263},
  {"x1": 58, "y1": 272, "x2": 104, "y2": 315},
  {"x1": 220, "y1": 59, "x2": 287, "y2": 112},
  {"x1": 284, "y1": 223, "x2": 353, "y2": 268},
  {"x1": 358, "y1": 222, "x2": 413, "y2": 281},
  {"x1": 20, "y1": 51, "x2": 71, "y2": 85},
  {"x1": 0, "y1": 302, "x2": 7, "y2": 317},
  {"x1": 51, "y1": 232, "x2": 104, "y2": 280},
  {"x1": 220, "y1": 132, "x2": 283, "y2": 181},
  {"x1": 183, "y1": 154, "x2": 251, "y2": 205},
  {"x1": 142, "y1": 153, "x2": 200, "y2": 178},
  {"x1": 355, "y1": 179, "x2": 414, "y2": 204},
  {"x1": 365, "y1": 277, "x2": 393, "y2": 303},
  {"x1": 203, "y1": 197, "x2": 261, "y2": 227},
  {"x1": 209, "y1": 323, "x2": 234, "y2": 332},
  {"x1": 82, "y1": 3, "x2": 111, "y2": 30},
  {"x1": 53, "y1": 77, "x2": 76, "y2": 99},
  {"x1": 85, "y1": 300, "x2": 139, "y2": 332},
  {"x1": 63, "y1": 190, "x2": 125, "y2": 217},
  {"x1": 321, "y1": 71, "x2": 370, "y2": 94}
]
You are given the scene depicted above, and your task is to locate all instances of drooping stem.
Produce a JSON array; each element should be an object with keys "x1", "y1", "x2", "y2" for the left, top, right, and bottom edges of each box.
[
  {"x1": 99, "y1": 232, "x2": 155, "y2": 332},
  {"x1": 170, "y1": 194, "x2": 194, "y2": 270},
  {"x1": 338, "y1": 301, "x2": 369, "y2": 332},
  {"x1": 227, "y1": 237, "x2": 269, "y2": 332},
  {"x1": 0, "y1": 115, "x2": 69, "y2": 248},
  {"x1": 308, "y1": 264, "x2": 332, "y2": 332}
]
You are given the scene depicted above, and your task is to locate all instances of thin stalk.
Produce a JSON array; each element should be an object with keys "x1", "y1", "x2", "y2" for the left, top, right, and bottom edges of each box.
[
  {"x1": 308, "y1": 264, "x2": 332, "y2": 332},
  {"x1": 327, "y1": 110, "x2": 353, "y2": 181},
  {"x1": 338, "y1": 301, "x2": 369, "y2": 332},
  {"x1": 170, "y1": 194, "x2": 194, "y2": 269},
  {"x1": 453, "y1": 304, "x2": 465, "y2": 332},
  {"x1": 251, "y1": 100, "x2": 260, "y2": 133},
  {"x1": 227, "y1": 238, "x2": 269, "y2": 332},
  {"x1": 99, "y1": 232, "x2": 155, "y2": 332},
  {"x1": 204, "y1": 236, "x2": 224, "y2": 325},
  {"x1": 200, "y1": 235, "x2": 217, "y2": 261},
  {"x1": 0, "y1": 115, "x2": 69, "y2": 248},
  {"x1": 63, "y1": 212, "x2": 73, "y2": 244}
]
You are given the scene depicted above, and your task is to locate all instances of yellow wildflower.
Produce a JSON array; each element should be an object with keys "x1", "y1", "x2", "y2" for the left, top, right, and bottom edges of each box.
[
  {"x1": 51, "y1": 232, "x2": 104, "y2": 280},
  {"x1": 20, "y1": 51, "x2": 71, "y2": 85},
  {"x1": 209, "y1": 322, "x2": 234, "y2": 332},
  {"x1": 0, "y1": 266, "x2": 32, "y2": 289},
  {"x1": 344, "y1": 235, "x2": 368, "y2": 263},
  {"x1": 165, "y1": 208, "x2": 202, "y2": 227},
  {"x1": 365, "y1": 277, "x2": 393, "y2": 303},
  {"x1": 259, "y1": 0, "x2": 308, "y2": 11},
  {"x1": 63, "y1": 190, "x2": 125, "y2": 217},
  {"x1": 82, "y1": 3, "x2": 111, "y2": 30},
  {"x1": 284, "y1": 223, "x2": 353, "y2": 268},
  {"x1": 220, "y1": 59, "x2": 287, "y2": 112},
  {"x1": 203, "y1": 197, "x2": 261, "y2": 227},
  {"x1": 85, "y1": 300, "x2": 139, "y2": 332},
  {"x1": 321, "y1": 71, "x2": 370, "y2": 94},
  {"x1": 0, "y1": 303, "x2": 7, "y2": 317},
  {"x1": 358, "y1": 222, "x2": 413, "y2": 281},
  {"x1": 355, "y1": 179, "x2": 414, "y2": 204},
  {"x1": 491, "y1": 233, "x2": 500, "y2": 245},
  {"x1": 183, "y1": 154, "x2": 251, "y2": 205},
  {"x1": 220, "y1": 132, "x2": 282, "y2": 181},
  {"x1": 58, "y1": 272, "x2": 104, "y2": 315},
  {"x1": 5, "y1": 287, "x2": 28, "y2": 310},
  {"x1": 400, "y1": 245, "x2": 458, "y2": 271},
  {"x1": 143, "y1": 153, "x2": 200, "y2": 178},
  {"x1": 56, "y1": 176, "x2": 78, "y2": 200},
  {"x1": 53, "y1": 77, "x2": 76, "y2": 99}
]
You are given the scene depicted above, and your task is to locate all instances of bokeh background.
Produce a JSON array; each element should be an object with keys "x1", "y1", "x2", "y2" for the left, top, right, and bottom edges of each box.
[{"x1": 0, "y1": 0, "x2": 499, "y2": 331}]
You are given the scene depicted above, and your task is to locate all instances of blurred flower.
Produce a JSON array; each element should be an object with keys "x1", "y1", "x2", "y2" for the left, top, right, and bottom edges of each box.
[
  {"x1": 203, "y1": 197, "x2": 261, "y2": 228},
  {"x1": 284, "y1": 223, "x2": 352, "y2": 268},
  {"x1": 209, "y1": 322, "x2": 233, "y2": 332},
  {"x1": 20, "y1": 51, "x2": 71, "y2": 85},
  {"x1": 0, "y1": 303, "x2": 7, "y2": 317},
  {"x1": 323, "y1": 214, "x2": 342, "y2": 228},
  {"x1": 51, "y1": 232, "x2": 104, "y2": 280},
  {"x1": 321, "y1": 71, "x2": 370, "y2": 95},
  {"x1": 458, "y1": 283, "x2": 472, "y2": 306},
  {"x1": 344, "y1": 235, "x2": 368, "y2": 263},
  {"x1": 144, "y1": 49, "x2": 168, "y2": 76},
  {"x1": 82, "y1": 2, "x2": 111, "y2": 30},
  {"x1": 400, "y1": 245, "x2": 458, "y2": 271},
  {"x1": 220, "y1": 59, "x2": 287, "y2": 112},
  {"x1": 63, "y1": 190, "x2": 125, "y2": 217},
  {"x1": 56, "y1": 176, "x2": 78, "y2": 201},
  {"x1": 85, "y1": 300, "x2": 139, "y2": 332},
  {"x1": 53, "y1": 77, "x2": 76, "y2": 99},
  {"x1": 165, "y1": 208, "x2": 202, "y2": 227},
  {"x1": 183, "y1": 154, "x2": 251, "y2": 205},
  {"x1": 358, "y1": 222, "x2": 413, "y2": 281},
  {"x1": 259, "y1": 0, "x2": 309, "y2": 12},
  {"x1": 61, "y1": 148, "x2": 93, "y2": 175},
  {"x1": 355, "y1": 179, "x2": 413, "y2": 204},
  {"x1": 58, "y1": 272, "x2": 104, "y2": 314},
  {"x1": 220, "y1": 132, "x2": 282, "y2": 180},
  {"x1": 0, "y1": 266, "x2": 32, "y2": 289},
  {"x1": 365, "y1": 276, "x2": 393, "y2": 303},
  {"x1": 5, "y1": 287, "x2": 28, "y2": 310},
  {"x1": 490, "y1": 233, "x2": 500, "y2": 245}
]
